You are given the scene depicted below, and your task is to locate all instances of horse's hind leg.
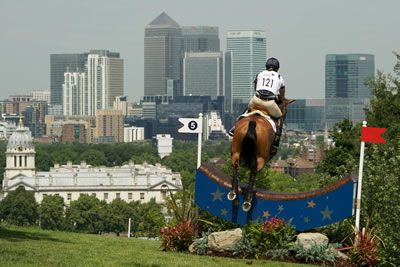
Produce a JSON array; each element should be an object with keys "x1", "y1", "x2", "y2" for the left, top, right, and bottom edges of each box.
[
  {"x1": 228, "y1": 153, "x2": 240, "y2": 201},
  {"x1": 242, "y1": 169, "x2": 256, "y2": 211},
  {"x1": 242, "y1": 158, "x2": 264, "y2": 212}
]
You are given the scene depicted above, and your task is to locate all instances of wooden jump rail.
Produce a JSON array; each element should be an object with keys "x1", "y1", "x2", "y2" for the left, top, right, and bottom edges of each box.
[{"x1": 199, "y1": 163, "x2": 353, "y2": 201}]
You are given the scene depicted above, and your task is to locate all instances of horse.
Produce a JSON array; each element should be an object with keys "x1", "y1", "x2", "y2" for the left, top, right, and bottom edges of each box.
[{"x1": 228, "y1": 98, "x2": 294, "y2": 211}]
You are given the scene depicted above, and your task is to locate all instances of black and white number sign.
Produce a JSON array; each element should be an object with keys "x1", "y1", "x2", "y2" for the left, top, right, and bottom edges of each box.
[{"x1": 178, "y1": 117, "x2": 202, "y2": 133}]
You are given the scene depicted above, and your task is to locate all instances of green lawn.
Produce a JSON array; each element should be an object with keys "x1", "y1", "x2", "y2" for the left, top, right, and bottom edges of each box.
[{"x1": 0, "y1": 225, "x2": 313, "y2": 267}]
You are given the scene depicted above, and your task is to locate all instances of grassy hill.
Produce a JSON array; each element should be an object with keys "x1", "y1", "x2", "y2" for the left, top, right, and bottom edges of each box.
[{"x1": 0, "y1": 225, "x2": 313, "y2": 267}]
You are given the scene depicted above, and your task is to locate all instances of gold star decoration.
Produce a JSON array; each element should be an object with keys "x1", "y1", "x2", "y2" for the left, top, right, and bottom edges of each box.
[
  {"x1": 234, "y1": 200, "x2": 240, "y2": 206},
  {"x1": 263, "y1": 210, "x2": 271, "y2": 220},
  {"x1": 320, "y1": 205, "x2": 334, "y2": 221},
  {"x1": 278, "y1": 205, "x2": 284, "y2": 212},
  {"x1": 211, "y1": 188, "x2": 224, "y2": 202},
  {"x1": 304, "y1": 217, "x2": 310, "y2": 223},
  {"x1": 307, "y1": 200, "x2": 316, "y2": 208},
  {"x1": 221, "y1": 208, "x2": 228, "y2": 216}
]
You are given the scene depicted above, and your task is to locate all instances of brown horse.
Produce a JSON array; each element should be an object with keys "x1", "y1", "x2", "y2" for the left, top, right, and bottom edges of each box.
[{"x1": 228, "y1": 99, "x2": 294, "y2": 211}]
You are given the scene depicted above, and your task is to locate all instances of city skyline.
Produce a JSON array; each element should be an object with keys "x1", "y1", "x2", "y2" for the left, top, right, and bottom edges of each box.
[{"x1": 1, "y1": 0, "x2": 399, "y2": 102}]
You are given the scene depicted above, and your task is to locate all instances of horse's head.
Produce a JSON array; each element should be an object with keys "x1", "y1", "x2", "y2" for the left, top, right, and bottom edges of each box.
[{"x1": 279, "y1": 98, "x2": 295, "y2": 120}]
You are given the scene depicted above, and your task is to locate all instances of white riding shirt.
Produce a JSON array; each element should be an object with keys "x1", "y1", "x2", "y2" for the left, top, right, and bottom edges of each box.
[{"x1": 255, "y1": 70, "x2": 285, "y2": 96}]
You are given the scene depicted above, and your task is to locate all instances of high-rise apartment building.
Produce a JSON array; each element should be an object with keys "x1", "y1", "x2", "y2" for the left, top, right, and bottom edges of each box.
[
  {"x1": 183, "y1": 52, "x2": 223, "y2": 99},
  {"x1": 95, "y1": 109, "x2": 124, "y2": 143},
  {"x1": 50, "y1": 53, "x2": 88, "y2": 105},
  {"x1": 325, "y1": 54, "x2": 374, "y2": 127},
  {"x1": 182, "y1": 26, "x2": 220, "y2": 52},
  {"x1": 62, "y1": 50, "x2": 123, "y2": 116},
  {"x1": 227, "y1": 30, "x2": 267, "y2": 107},
  {"x1": 144, "y1": 12, "x2": 182, "y2": 97}
]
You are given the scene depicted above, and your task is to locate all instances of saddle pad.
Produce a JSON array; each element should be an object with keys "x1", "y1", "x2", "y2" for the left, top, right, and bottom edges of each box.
[{"x1": 238, "y1": 110, "x2": 277, "y2": 133}]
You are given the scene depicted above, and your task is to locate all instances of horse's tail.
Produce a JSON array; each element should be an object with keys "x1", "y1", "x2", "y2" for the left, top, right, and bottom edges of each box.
[{"x1": 241, "y1": 120, "x2": 257, "y2": 170}]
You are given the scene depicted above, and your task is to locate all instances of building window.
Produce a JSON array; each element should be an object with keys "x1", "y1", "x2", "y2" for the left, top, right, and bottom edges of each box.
[
  {"x1": 104, "y1": 193, "x2": 108, "y2": 200},
  {"x1": 19, "y1": 156, "x2": 22, "y2": 167},
  {"x1": 116, "y1": 193, "x2": 120, "y2": 198},
  {"x1": 140, "y1": 193, "x2": 144, "y2": 200},
  {"x1": 92, "y1": 193, "x2": 96, "y2": 197},
  {"x1": 25, "y1": 156, "x2": 27, "y2": 167},
  {"x1": 14, "y1": 156, "x2": 17, "y2": 167},
  {"x1": 55, "y1": 193, "x2": 59, "y2": 196},
  {"x1": 67, "y1": 193, "x2": 72, "y2": 200},
  {"x1": 128, "y1": 193, "x2": 132, "y2": 200}
]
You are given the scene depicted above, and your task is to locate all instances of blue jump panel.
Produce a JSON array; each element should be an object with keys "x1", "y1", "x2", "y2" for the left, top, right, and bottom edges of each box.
[{"x1": 195, "y1": 165, "x2": 354, "y2": 231}]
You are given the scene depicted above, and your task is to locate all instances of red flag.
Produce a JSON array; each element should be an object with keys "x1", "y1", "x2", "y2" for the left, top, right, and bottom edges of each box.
[{"x1": 361, "y1": 127, "x2": 387, "y2": 143}]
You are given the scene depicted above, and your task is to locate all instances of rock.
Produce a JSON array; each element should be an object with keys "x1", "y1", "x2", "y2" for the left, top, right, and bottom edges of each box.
[
  {"x1": 208, "y1": 228, "x2": 242, "y2": 252},
  {"x1": 188, "y1": 242, "x2": 196, "y2": 253},
  {"x1": 189, "y1": 237, "x2": 205, "y2": 254},
  {"x1": 296, "y1": 233, "x2": 328, "y2": 249}
]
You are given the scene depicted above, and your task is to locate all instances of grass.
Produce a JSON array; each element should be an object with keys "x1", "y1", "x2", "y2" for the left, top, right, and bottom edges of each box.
[{"x1": 0, "y1": 225, "x2": 315, "y2": 267}]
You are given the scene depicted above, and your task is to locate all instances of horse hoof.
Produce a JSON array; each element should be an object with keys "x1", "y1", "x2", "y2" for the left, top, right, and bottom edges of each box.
[
  {"x1": 242, "y1": 201, "x2": 251, "y2": 212},
  {"x1": 227, "y1": 191, "x2": 236, "y2": 201}
]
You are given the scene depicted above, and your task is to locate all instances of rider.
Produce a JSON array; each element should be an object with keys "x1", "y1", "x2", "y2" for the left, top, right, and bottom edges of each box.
[{"x1": 229, "y1": 57, "x2": 286, "y2": 153}]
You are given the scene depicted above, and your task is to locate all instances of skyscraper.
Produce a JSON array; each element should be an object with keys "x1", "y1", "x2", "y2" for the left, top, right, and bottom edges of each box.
[
  {"x1": 62, "y1": 50, "x2": 123, "y2": 116},
  {"x1": 183, "y1": 52, "x2": 223, "y2": 99},
  {"x1": 325, "y1": 54, "x2": 374, "y2": 127},
  {"x1": 144, "y1": 12, "x2": 182, "y2": 97},
  {"x1": 227, "y1": 30, "x2": 267, "y2": 108},
  {"x1": 50, "y1": 53, "x2": 88, "y2": 106},
  {"x1": 182, "y1": 26, "x2": 220, "y2": 52},
  {"x1": 325, "y1": 54, "x2": 374, "y2": 99}
]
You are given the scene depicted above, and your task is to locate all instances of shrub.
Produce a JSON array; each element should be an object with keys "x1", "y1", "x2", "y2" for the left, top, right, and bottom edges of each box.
[
  {"x1": 192, "y1": 229, "x2": 213, "y2": 255},
  {"x1": 246, "y1": 217, "x2": 296, "y2": 252},
  {"x1": 343, "y1": 225, "x2": 385, "y2": 266},
  {"x1": 234, "y1": 217, "x2": 296, "y2": 257},
  {"x1": 290, "y1": 242, "x2": 342, "y2": 263},
  {"x1": 160, "y1": 220, "x2": 196, "y2": 251},
  {"x1": 231, "y1": 235, "x2": 258, "y2": 257}
]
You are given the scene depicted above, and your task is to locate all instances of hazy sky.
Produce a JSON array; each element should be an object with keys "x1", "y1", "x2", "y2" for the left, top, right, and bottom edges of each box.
[{"x1": 1, "y1": 0, "x2": 399, "y2": 102}]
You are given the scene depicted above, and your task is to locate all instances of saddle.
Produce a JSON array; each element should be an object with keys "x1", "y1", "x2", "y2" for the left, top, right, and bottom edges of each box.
[{"x1": 249, "y1": 105, "x2": 279, "y2": 130}]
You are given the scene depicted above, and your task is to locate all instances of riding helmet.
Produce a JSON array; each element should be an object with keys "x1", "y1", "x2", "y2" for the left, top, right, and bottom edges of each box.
[{"x1": 265, "y1": 57, "x2": 280, "y2": 71}]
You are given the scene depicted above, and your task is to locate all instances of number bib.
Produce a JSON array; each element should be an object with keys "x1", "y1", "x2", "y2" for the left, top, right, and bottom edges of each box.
[{"x1": 255, "y1": 70, "x2": 285, "y2": 96}]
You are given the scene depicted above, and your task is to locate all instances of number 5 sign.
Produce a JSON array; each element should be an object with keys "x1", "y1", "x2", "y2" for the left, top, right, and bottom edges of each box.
[{"x1": 178, "y1": 116, "x2": 203, "y2": 134}]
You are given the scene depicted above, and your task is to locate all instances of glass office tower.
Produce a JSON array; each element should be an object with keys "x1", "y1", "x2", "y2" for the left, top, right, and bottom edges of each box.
[
  {"x1": 325, "y1": 54, "x2": 374, "y2": 127},
  {"x1": 144, "y1": 12, "x2": 182, "y2": 97},
  {"x1": 227, "y1": 30, "x2": 266, "y2": 108},
  {"x1": 182, "y1": 26, "x2": 220, "y2": 52}
]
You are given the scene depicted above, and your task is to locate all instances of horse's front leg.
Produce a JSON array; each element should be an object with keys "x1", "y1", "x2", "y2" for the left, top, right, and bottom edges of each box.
[{"x1": 228, "y1": 155, "x2": 240, "y2": 201}]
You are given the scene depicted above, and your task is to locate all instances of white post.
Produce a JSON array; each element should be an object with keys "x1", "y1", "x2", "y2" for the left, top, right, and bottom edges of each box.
[
  {"x1": 197, "y1": 113, "x2": 203, "y2": 168},
  {"x1": 355, "y1": 121, "x2": 367, "y2": 233},
  {"x1": 128, "y1": 217, "x2": 131, "y2": 238},
  {"x1": 196, "y1": 113, "x2": 203, "y2": 220}
]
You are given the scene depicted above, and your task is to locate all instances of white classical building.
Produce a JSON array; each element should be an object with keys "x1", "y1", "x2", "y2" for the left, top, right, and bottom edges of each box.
[{"x1": 2, "y1": 121, "x2": 182, "y2": 205}]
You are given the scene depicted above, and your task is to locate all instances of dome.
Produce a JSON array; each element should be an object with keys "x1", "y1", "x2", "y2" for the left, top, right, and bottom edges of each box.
[{"x1": 7, "y1": 123, "x2": 34, "y2": 150}]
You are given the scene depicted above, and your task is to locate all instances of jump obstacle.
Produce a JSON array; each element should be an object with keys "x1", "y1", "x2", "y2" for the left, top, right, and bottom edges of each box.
[{"x1": 195, "y1": 163, "x2": 356, "y2": 231}]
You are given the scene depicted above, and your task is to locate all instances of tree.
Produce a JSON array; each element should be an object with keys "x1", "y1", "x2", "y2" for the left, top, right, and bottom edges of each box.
[
  {"x1": 316, "y1": 118, "x2": 361, "y2": 179},
  {"x1": 79, "y1": 150, "x2": 107, "y2": 166},
  {"x1": 0, "y1": 186, "x2": 38, "y2": 226},
  {"x1": 40, "y1": 195, "x2": 65, "y2": 230},
  {"x1": 65, "y1": 195, "x2": 106, "y2": 233},
  {"x1": 104, "y1": 198, "x2": 132, "y2": 234},
  {"x1": 129, "y1": 198, "x2": 165, "y2": 237}
]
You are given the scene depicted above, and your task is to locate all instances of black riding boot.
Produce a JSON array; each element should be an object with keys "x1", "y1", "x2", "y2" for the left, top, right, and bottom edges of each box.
[
  {"x1": 270, "y1": 118, "x2": 284, "y2": 158},
  {"x1": 228, "y1": 108, "x2": 249, "y2": 137}
]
